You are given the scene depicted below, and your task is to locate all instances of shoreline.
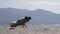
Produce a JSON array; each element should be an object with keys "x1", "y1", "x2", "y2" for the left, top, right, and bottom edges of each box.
[{"x1": 0, "y1": 25, "x2": 60, "y2": 34}]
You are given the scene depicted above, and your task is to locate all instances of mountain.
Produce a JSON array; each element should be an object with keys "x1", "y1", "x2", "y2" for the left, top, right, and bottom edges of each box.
[{"x1": 0, "y1": 7, "x2": 60, "y2": 26}]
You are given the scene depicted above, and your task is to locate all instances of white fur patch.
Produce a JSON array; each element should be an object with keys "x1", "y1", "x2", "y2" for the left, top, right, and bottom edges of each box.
[
  {"x1": 22, "y1": 17, "x2": 25, "y2": 19},
  {"x1": 12, "y1": 21, "x2": 17, "y2": 23}
]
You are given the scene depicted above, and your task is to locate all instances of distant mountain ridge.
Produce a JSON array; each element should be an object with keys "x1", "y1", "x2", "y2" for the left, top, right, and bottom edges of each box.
[{"x1": 0, "y1": 7, "x2": 60, "y2": 26}]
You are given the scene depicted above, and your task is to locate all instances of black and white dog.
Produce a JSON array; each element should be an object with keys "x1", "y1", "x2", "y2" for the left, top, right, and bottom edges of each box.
[{"x1": 10, "y1": 16, "x2": 31, "y2": 29}]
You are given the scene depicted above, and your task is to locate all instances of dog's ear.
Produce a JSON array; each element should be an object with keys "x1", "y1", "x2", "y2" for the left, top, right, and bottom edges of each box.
[
  {"x1": 29, "y1": 16, "x2": 31, "y2": 19},
  {"x1": 25, "y1": 16, "x2": 28, "y2": 19}
]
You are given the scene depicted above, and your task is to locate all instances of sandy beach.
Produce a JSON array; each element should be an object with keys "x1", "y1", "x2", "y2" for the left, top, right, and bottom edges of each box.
[{"x1": 0, "y1": 26, "x2": 60, "y2": 34}]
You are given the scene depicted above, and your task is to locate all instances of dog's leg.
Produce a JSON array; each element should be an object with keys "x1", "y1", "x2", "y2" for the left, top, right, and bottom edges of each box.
[
  {"x1": 9, "y1": 27, "x2": 15, "y2": 30},
  {"x1": 22, "y1": 24, "x2": 27, "y2": 28},
  {"x1": 24, "y1": 24, "x2": 27, "y2": 27},
  {"x1": 22, "y1": 24, "x2": 25, "y2": 28}
]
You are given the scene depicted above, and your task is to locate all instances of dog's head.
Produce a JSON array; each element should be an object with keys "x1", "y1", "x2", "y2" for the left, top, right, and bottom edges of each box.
[{"x1": 25, "y1": 16, "x2": 31, "y2": 20}]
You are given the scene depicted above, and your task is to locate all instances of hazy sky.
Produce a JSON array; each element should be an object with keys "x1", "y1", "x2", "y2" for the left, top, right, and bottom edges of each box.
[{"x1": 0, "y1": 0, "x2": 60, "y2": 14}]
